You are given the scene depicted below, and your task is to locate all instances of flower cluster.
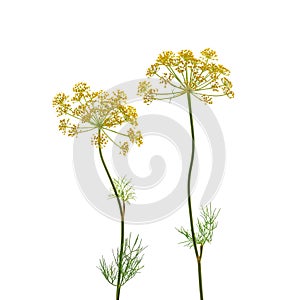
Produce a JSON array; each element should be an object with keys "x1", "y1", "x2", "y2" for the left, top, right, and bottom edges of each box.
[
  {"x1": 138, "y1": 48, "x2": 234, "y2": 105},
  {"x1": 53, "y1": 82, "x2": 143, "y2": 154}
]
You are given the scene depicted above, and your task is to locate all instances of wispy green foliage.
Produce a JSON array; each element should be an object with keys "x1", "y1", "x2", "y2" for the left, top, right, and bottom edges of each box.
[
  {"x1": 177, "y1": 203, "x2": 220, "y2": 248},
  {"x1": 109, "y1": 177, "x2": 136, "y2": 204},
  {"x1": 98, "y1": 234, "x2": 147, "y2": 287}
]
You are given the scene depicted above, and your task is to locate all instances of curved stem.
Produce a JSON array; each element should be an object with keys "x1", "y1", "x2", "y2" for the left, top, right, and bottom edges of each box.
[
  {"x1": 186, "y1": 92, "x2": 203, "y2": 300},
  {"x1": 186, "y1": 92, "x2": 199, "y2": 257},
  {"x1": 97, "y1": 130, "x2": 125, "y2": 300},
  {"x1": 98, "y1": 133, "x2": 122, "y2": 216}
]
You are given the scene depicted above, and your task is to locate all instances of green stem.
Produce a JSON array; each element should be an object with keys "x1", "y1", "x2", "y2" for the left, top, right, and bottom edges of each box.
[
  {"x1": 186, "y1": 92, "x2": 203, "y2": 300},
  {"x1": 103, "y1": 127, "x2": 129, "y2": 137},
  {"x1": 102, "y1": 130, "x2": 123, "y2": 149},
  {"x1": 98, "y1": 130, "x2": 125, "y2": 300},
  {"x1": 166, "y1": 66, "x2": 185, "y2": 88},
  {"x1": 198, "y1": 246, "x2": 204, "y2": 299},
  {"x1": 116, "y1": 216, "x2": 125, "y2": 300}
]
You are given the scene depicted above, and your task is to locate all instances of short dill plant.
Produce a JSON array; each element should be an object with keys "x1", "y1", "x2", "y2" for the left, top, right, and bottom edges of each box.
[{"x1": 52, "y1": 83, "x2": 146, "y2": 300}]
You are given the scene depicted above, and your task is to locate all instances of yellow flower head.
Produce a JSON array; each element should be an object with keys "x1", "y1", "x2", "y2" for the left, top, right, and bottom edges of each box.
[
  {"x1": 138, "y1": 48, "x2": 234, "y2": 105},
  {"x1": 53, "y1": 82, "x2": 143, "y2": 155}
]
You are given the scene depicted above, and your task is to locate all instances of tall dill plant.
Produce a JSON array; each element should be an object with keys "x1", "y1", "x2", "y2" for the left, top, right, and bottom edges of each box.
[{"x1": 138, "y1": 49, "x2": 234, "y2": 299}]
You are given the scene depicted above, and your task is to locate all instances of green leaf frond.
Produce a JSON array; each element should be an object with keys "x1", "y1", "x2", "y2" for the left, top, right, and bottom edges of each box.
[
  {"x1": 97, "y1": 233, "x2": 147, "y2": 287},
  {"x1": 177, "y1": 203, "x2": 220, "y2": 248},
  {"x1": 109, "y1": 176, "x2": 136, "y2": 203},
  {"x1": 176, "y1": 226, "x2": 194, "y2": 248}
]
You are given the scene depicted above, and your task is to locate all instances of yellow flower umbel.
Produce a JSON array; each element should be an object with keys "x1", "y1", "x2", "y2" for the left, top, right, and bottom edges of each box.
[
  {"x1": 138, "y1": 48, "x2": 234, "y2": 104},
  {"x1": 52, "y1": 82, "x2": 143, "y2": 155}
]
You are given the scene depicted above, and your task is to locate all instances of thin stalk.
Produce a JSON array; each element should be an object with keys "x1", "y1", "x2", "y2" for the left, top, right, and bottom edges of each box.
[
  {"x1": 156, "y1": 73, "x2": 183, "y2": 90},
  {"x1": 186, "y1": 92, "x2": 204, "y2": 300},
  {"x1": 166, "y1": 66, "x2": 185, "y2": 88},
  {"x1": 102, "y1": 130, "x2": 122, "y2": 149},
  {"x1": 116, "y1": 216, "x2": 125, "y2": 300},
  {"x1": 198, "y1": 245, "x2": 204, "y2": 299},
  {"x1": 98, "y1": 130, "x2": 125, "y2": 300},
  {"x1": 103, "y1": 127, "x2": 129, "y2": 137}
]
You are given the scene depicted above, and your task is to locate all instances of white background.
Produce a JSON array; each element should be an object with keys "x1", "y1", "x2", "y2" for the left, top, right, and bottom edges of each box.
[{"x1": 1, "y1": 0, "x2": 300, "y2": 299}]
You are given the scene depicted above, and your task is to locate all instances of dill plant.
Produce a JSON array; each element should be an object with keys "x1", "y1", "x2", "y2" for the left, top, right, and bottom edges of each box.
[
  {"x1": 53, "y1": 83, "x2": 146, "y2": 300},
  {"x1": 138, "y1": 49, "x2": 234, "y2": 299}
]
